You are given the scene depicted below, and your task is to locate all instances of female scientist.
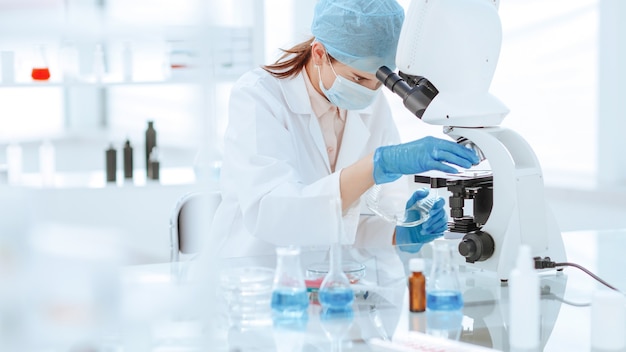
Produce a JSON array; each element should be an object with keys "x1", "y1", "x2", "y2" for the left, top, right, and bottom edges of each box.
[{"x1": 212, "y1": 0, "x2": 479, "y2": 258}]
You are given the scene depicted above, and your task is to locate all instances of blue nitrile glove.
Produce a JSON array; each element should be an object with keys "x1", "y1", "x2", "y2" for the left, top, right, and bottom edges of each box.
[
  {"x1": 373, "y1": 136, "x2": 480, "y2": 184},
  {"x1": 395, "y1": 189, "x2": 448, "y2": 253}
]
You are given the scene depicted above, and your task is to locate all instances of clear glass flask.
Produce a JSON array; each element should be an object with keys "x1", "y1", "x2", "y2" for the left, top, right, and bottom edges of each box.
[
  {"x1": 271, "y1": 246, "x2": 309, "y2": 317},
  {"x1": 318, "y1": 198, "x2": 354, "y2": 310},
  {"x1": 318, "y1": 243, "x2": 354, "y2": 309},
  {"x1": 31, "y1": 45, "x2": 50, "y2": 81},
  {"x1": 426, "y1": 240, "x2": 464, "y2": 340},
  {"x1": 427, "y1": 241, "x2": 463, "y2": 311}
]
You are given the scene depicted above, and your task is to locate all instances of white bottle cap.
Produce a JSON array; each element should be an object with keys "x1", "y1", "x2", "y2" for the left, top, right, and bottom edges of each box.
[
  {"x1": 591, "y1": 289, "x2": 626, "y2": 350},
  {"x1": 409, "y1": 258, "x2": 424, "y2": 272}
]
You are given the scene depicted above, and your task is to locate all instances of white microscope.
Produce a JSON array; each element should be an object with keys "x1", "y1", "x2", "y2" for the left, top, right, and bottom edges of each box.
[
  {"x1": 377, "y1": 1, "x2": 568, "y2": 349},
  {"x1": 377, "y1": 0, "x2": 567, "y2": 281}
]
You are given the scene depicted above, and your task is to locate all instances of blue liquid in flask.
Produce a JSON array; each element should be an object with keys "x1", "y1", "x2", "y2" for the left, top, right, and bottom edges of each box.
[
  {"x1": 427, "y1": 290, "x2": 464, "y2": 311},
  {"x1": 271, "y1": 289, "x2": 309, "y2": 315},
  {"x1": 319, "y1": 287, "x2": 354, "y2": 309}
]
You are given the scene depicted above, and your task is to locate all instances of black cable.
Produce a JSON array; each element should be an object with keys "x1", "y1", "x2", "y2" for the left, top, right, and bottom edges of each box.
[
  {"x1": 534, "y1": 257, "x2": 621, "y2": 293},
  {"x1": 554, "y1": 262, "x2": 620, "y2": 292}
]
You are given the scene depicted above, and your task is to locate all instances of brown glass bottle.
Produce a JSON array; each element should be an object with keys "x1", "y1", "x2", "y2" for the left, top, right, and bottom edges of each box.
[
  {"x1": 123, "y1": 139, "x2": 133, "y2": 179},
  {"x1": 409, "y1": 258, "x2": 426, "y2": 312},
  {"x1": 145, "y1": 121, "x2": 156, "y2": 176},
  {"x1": 105, "y1": 144, "x2": 117, "y2": 183}
]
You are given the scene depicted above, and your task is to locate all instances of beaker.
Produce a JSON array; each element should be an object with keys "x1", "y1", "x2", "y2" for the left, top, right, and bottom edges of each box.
[
  {"x1": 31, "y1": 45, "x2": 50, "y2": 81},
  {"x1": 271, "y1": 246, "x2": 308, "y2": 317}
]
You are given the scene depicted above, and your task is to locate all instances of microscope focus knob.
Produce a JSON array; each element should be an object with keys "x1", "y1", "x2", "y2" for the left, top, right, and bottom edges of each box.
[{"x1": 458, "y1": 230, "x2": 495, "y2": 263}]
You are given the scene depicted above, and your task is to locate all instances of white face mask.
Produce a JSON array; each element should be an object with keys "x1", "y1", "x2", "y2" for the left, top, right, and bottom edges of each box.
[{"x1": 317, "y1": 59, "x2": 379, "y2": 110}]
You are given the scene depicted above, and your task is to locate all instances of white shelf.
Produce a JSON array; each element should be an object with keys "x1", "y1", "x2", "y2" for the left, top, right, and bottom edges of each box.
[
  {"x1": 13, "y1": 167, "x2": 198, "y2": 189},
  {"x1": 0, "y1": 8, "x2": 206, "y2": 41},
  {"x1": 0, "y1": 72, "x2": 244, "y2": 88}
]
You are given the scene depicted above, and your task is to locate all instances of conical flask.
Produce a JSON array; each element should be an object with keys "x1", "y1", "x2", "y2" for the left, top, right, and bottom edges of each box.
[
  {"x1": 426, "y1": 240, "x2": 464, "y2": 340},
  {"x1": 271, "y1": 246, "x2": 308, "y2": 317},
  {"x1": 427, "y1": 240, "x2": 463, "y2": 310},
  {"x1": 31, "y1": 45, "x2": 50, "y2": 81}
]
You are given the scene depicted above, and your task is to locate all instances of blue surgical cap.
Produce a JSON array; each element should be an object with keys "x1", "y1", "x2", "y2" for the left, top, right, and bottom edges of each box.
[{"x1": 311, "y1": 0, "x2": 405, "y2": 74}]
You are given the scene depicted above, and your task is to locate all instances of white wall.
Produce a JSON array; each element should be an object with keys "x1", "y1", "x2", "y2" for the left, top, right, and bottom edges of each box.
[{"x1": 597, "y1": 0, "x2": 626, "y2": 186}]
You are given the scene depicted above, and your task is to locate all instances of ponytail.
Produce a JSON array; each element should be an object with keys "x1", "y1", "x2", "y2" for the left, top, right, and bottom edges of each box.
[{"x1": 262, "y1": 37, "x2": 315, "y2": 79}]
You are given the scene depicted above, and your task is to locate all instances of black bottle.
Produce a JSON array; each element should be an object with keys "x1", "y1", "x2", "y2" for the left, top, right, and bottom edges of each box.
[
  {"x1": 123, "y1": 139, "x2": 133, "y2": 179},
  {"x1": 105, "y1": 144, "x2": 117, "y2": 183},
  {"x1": 145, "y1": 120, "x2": 157, "y2": 176}
]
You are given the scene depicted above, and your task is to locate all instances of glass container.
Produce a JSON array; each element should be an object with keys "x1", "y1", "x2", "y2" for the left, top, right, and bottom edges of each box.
[
  {"x1": 426, "y1": 240, "x2": 464, "y2": 340},
  {"x1": 427, "y1": 241, "x2": 463, "y2": 311},
  {"x1": 408, "y1": 258, "x2": 426, "y2": 313},
  {"x1": 306, "y1": 260, "x2": 365, "y2": 284},
  {"x1": 31, "y1": 45, "x2": 50, "y2": 81},
  {"x1": 318, "y1": 198, "x2": 354, "y2": 310},
  {"x1": 365, "y1": 185, "x2": 436, "y2": 227},
  {"x1": 271, "y1": 246, "x2": 308, "y2": 317},
  {"x1": 318, "y1": 243, "x2": 354, "y2": 309},
  {"x1": 219, "y1": 266, "x2": 274, "y2": 328}
]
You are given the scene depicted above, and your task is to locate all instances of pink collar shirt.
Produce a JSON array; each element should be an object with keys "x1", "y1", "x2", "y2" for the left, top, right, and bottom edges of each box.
[{"x1": 302, "y1": 69, "x2": 347, "y2": 173}]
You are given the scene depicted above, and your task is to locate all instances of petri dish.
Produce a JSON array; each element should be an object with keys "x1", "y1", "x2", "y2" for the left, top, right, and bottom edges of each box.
[
  {"x1": 365, "y1": 185, "x2": 436, "y2": 227},
  {"x1": 219, "y1": 266, "x2": 275, "y2": 294},
  {"x1": 306, "y1": 261, "x2": 366, "y2": 284},
  {"x1": 219, "y1": 266, "x2": 275, "y2": 328}
]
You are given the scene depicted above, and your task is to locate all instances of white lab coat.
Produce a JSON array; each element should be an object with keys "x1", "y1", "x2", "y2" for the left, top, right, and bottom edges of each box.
[{"x1": 213, "y1": 67, "x2": 408, "y2": 258}]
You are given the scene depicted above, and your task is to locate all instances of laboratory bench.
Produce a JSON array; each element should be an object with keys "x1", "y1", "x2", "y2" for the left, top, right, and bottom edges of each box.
[
  {"x1": 110, "y1": 229, "x2": 626, "y2": 352},
  {"x1": 3, "y1": 228, "x2": 624, "y2": 350}
]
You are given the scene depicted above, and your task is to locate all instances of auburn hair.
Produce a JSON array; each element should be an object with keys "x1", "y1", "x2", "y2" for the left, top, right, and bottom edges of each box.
[{"x1": 263, "y1": 37, "x2": 335, "y2": 79}]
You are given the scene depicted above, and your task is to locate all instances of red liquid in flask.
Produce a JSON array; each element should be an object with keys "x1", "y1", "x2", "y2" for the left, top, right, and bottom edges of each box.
[{"x1": 31, "y1": 68, "x2": 50, "y2": 81}]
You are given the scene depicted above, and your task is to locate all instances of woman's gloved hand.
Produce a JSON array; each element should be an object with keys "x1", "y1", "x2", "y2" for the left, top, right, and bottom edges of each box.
[
  {"x1": 373, "y1": 136, "x2": 480, "y2": 184},
  {"x1": 395, "y1": 189, "x2": 448, "y2": 253}
]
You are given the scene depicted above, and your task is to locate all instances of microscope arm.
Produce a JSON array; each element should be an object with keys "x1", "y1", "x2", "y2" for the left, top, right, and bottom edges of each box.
[{"x1": 445, "y1": 126, "x2": 566, "y2": 280}]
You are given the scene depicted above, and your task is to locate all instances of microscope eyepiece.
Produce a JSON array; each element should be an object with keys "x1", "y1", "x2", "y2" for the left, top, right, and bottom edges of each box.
[{"x1": 376, "y1": 66, "x2": 439, "y2": 119}]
